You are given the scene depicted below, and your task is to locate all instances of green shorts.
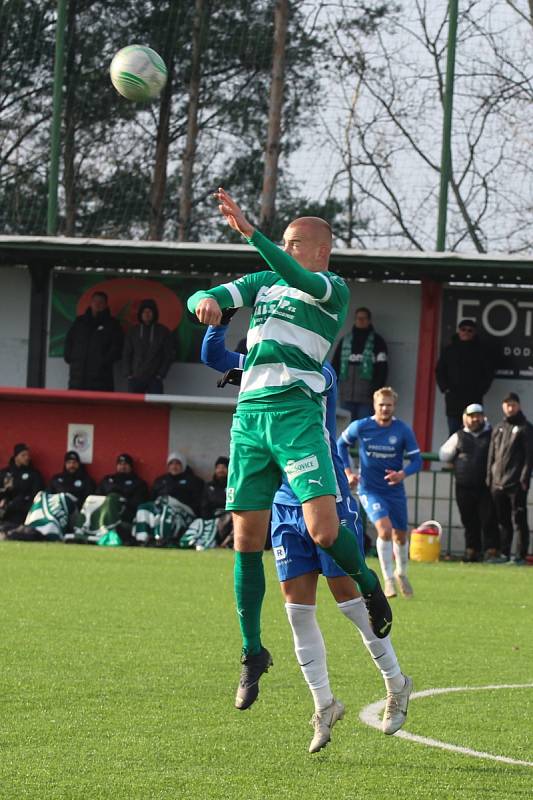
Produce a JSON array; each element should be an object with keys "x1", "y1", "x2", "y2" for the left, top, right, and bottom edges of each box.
[{"x1": 226, "y1": 399, "x2": 337, "y2": 511}]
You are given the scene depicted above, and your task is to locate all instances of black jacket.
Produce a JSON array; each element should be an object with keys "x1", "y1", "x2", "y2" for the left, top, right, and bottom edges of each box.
[
  {"x1": 48, "y1": 467, "x2": 95, "y2": 505},
  {"x1": 200, "y1": 477, "x2": 227, "y2": 519},
  {"x1": 64, "y1": 307, "x2": 123, "y2": 391},
  {"x1": 96, "y1": 472, "x2": 148, "y2": 522},
  {"x1": 122, "y1": 300, "x2": 174, "y2": 381},
  {"x1": 151, "y1": 467, "x2": 204, "y2": 515},
  {"x1": 435, "y1": 335, "x2": 495, "y2": 417},
  {"x1": 332, "y1": 325, "x2": 388, "y2": 405},
  {"x1": 453, "y1": 428, "x2": 492, "y2": 488},
  {"x1": 487, "y1": 411, "x2": 533, "y2": 491},
  {"x1": 0, "y1": 458, "x2": 43, "y2": 524}
]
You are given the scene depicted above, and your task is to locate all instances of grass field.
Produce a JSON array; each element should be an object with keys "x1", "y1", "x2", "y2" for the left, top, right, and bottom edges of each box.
[{"x1": 1, "y1": 543, "x2": 531, "y2": 800}]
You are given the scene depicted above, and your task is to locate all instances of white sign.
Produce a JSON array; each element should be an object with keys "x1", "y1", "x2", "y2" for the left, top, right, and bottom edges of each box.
[{"x1": 67, "y1": 423, "x2": 94, "y2": 463}]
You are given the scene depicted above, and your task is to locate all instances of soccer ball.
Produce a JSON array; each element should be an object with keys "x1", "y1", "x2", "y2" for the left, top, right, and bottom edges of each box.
[{"x1": 110, "y1": 45, "x2": 167, "y2": 102}]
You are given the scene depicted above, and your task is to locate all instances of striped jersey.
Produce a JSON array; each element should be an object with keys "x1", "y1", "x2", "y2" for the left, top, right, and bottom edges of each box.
[{"x1": 188, "y1": 230, "x2": 349, "y2": 404}]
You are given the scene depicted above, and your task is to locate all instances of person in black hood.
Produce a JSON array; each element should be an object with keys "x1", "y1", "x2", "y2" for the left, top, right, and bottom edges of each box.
[
  {"x1": 64, "y1": 291, "x2": 124, "y2": 392},
  {"x1": 0, "y1": 443, "x2": 43, "y2": 530},
  {"x1": 332, "y1": 307, "x2": 388, "y2": 421},
  {"x1": 48, "y1": 451, "x2": 95, "y2": 505},
  {"x1": 486, "y1": 392, "x2": 533, "y2": 564},
  {"x1": 436, "y1": 319, "x2": 496, "y2": 435},
  {"x1": 151, "y1": 452, "x2": 204, "y2": 515},
  {"x1": 123, "y1": 298, "x2": 174, "y2": 394}
]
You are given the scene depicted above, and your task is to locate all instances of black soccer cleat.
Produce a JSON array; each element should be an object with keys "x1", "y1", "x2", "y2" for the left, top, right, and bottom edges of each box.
[
  {"x1": 363, "y1": 570, "x2": 393, "y2": 639},
  {"x1": 235, "y1": 647, "x2": 273, "y2": 710}
]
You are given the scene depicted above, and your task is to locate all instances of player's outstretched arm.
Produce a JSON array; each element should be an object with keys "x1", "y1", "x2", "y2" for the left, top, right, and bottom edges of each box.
[
  {"x1": 201, "y1": 325, "x2": 243, "y2": 373},
  {"x1": 214, "y1": 187, "x2": 347, "y2": 307}
]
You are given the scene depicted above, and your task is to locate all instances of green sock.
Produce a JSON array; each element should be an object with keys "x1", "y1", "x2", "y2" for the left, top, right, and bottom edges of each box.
[
  {"x1": 322, "y1": 524, "x2": 378, "y2": 595},
  {"x1": 234, "y1": 551, "x2": 265, "y2": 656}
]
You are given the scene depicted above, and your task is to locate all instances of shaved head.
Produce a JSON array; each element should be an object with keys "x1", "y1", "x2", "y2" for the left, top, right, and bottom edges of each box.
[{"x1": 283, "y1": 217, "x2": 332, "y2": 271}]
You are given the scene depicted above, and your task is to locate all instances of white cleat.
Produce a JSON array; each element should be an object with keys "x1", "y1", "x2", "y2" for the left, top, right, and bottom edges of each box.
[
  {"x1": 384, "y1": 578, "x2": 397, "y2": 598},
  {"x1": 395, "y1": 571, "x2": 414, "y2": 598},
  {"x1": 309, "y1": 698, "x2": 345, "y2": 753},
  {"x1": 382, "y1": 675, "x2": 413, "y2": 735}
]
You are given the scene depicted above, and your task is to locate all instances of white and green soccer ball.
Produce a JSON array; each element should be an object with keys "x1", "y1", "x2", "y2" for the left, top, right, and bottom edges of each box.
[{"x1": 110, "y1": 45, "x2": 167, "y2": 102}]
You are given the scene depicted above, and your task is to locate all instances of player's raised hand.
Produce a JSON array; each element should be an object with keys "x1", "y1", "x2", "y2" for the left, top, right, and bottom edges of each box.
[
  {"x1": 214, "y1": 187, "x2": 255, "y2": 238},
  {"x1": 196, "y1": 298, "x2": 222, "y2": 325}
]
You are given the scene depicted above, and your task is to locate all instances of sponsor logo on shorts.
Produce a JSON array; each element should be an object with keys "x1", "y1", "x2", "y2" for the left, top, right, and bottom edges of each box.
[
  {"x1": 227, "y1": 487, "x2": 235, "y2": 503},
  {"x1": 273, "y1": 545, "x2": 286, "y2": 561},
  {"x1": 372, "y1": 502, "x2": 382, "y2": 511},
  {"x1": 285, "y1": 455, "x2": 319, "y2": 482}
]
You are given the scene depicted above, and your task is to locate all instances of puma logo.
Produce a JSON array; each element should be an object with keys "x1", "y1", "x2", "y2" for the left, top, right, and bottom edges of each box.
[{"x1": 308, "y1": 477, "x2": 323, "y2": 487}]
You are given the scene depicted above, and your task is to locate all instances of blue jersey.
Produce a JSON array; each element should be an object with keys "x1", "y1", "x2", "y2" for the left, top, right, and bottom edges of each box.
[{"x1": 337, "y1": 416, "x2": 422, "y2": 495}]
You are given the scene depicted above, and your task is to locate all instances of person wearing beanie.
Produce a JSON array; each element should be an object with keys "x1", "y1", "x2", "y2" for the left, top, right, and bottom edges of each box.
[
  {"x1": 201, "y1": 457, "x2": 230, "y2": 520},
  {"x1": 436, "y1": 319, "x2": 496, "y2": 435},
  {"x1": 0, "y1": 444, "x2": 43, "y2": 530},
  {"x1": 95, "y1": 454, "x2": 148, "y2": 524},
  {"x1": 123, "y1": 299, "x2": 174, "y2": 395},
  {"x1": 48, "y1": 451, "x2": 95, "y2": 505},
  {"x1": 439, "y1": 404, "x2": 498, "y2": 562},
  {"x1": 133, "y1": 453, "x2": 204, "y2": 546},
  {"x1": 149, "y1": 452, "x2": 204, "y2": 515},
  {"x1": 486, "y1": 392, "x2": 533, "y2": 564}
]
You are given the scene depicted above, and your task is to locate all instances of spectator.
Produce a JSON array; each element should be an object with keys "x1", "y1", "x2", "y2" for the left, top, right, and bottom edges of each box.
[
  {"x1": 436, "y1": 319, "x2": 495, "y2": 435},
  {"x1": 64, "y1": 290, "x2": 123, "y2": 392},
  {"x1": 332, "y1": 307, "x2": 388, "y2": 421},
  {"x1": 0, "y1": 443, "x2": 43, "y2": 532},
  {"x1": 123, "y1": 299, "x2": 174, "y2": 395},
  {"x1": 486, "y1": 392, "x2": 533, "y2": 565},
  {"x1": 48, "y1": 451, "x2": 95, "y2": 505},
  {"x1": 150, "y1": 452, "x2": 204, "y2": 515},
  {"x1": 179, "y1": 455, "x2": 233, "y2": 550},
  {"x1": 439, "y1": 403, "x2": 498, "y2": 562},
  {"x1": 69, "y1": 453, "x2": 148, "y2": 545},
  {"x1": 133, "y1": 452, "x2": 204, "y2": 546}
]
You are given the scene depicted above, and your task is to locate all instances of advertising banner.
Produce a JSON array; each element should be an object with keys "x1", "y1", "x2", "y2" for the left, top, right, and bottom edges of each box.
[{"x1": 441, "y1": 288, "x2": 533, "y2": 380}]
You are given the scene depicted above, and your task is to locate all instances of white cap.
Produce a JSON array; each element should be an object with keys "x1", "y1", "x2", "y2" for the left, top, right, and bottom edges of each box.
[
  {"x1": 465, "y1": 403, "x2": 483, "y2": 415},
  {"x1": 167, "y1": 451, "x2": 186, "y2": 468}
]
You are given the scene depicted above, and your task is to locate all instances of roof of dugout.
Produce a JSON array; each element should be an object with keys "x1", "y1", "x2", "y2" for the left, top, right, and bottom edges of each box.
[{"x1": 0, "y1": 235, "x2": 532, "y2": 285}]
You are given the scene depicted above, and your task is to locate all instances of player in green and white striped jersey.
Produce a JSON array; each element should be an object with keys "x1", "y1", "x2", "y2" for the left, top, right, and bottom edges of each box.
[{"x1": 188, "y1": 188, "x2": 392, "y2": 712}]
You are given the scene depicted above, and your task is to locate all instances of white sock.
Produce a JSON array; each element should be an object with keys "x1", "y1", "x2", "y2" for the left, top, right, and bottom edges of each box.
[
  {"x1": 285, "y1": 603, "x2": 333, "y2": 712},
  {"x1": 393, "y1": 539, "x2": 409, "y2": 575},
  {"x1": 376, "y1": 538, "x2": 395, "y2": 580},
  {"x1": 337, "y1": 597, "x2": 403, "y2": 692}
]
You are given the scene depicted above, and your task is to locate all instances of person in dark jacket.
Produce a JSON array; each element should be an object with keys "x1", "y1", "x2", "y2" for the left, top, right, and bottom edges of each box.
[
  {"x1": 486, "y1": 392, "x2": 533, "y2": 564},
  {"x1": 96, "y1": 453, "x2": 148, "y2": 525},
  {"x1": 48, "y1": 451, "x2": 95, "y2": 506},
  {"x1": 332, "y1": 307, "x2": 388, "y2": 421},
  {"x1": 151, "y1": 452, "x2": 204, "y2": 516},
  {"x1": 0, "y1": 443, "x2": 43, "y2": 530},
  {"x1": 201, "y1": 456, "x2": 229, "y2": 519},
  {"x1": 64, "y1": 291, "x2": 124, "y2": 392},
  {"x1": 123, "y1": 299, "x2": 174, "y2": 394},
  {"x1": 439, "y1": 404, "x2": 498, "y2": 562},
  {"x1": 436, "y1": 319, "x2": 496, "y2": 435}
]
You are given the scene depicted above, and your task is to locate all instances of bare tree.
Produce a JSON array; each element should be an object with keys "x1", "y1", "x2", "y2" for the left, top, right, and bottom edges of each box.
[
  {"x1": 259, "y1": 0, "x2": 289, "y2": 236},
  {"x1": 318, "y1": 0, "x2": 533, "y2": 252}
]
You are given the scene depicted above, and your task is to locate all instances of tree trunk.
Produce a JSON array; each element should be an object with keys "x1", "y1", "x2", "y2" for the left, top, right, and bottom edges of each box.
[
  {"x1": 148, "y1": 2, "x2": 181, "y2": 240},
  {"x1": 259, "y1": 0, "x2": 289, "y2": 236},
  {"x1": 63, "y1": 0, "x2": 78, "y2": 236},
  {"x1": 178, "y1": 0, "x2": 205, "y2": 242}
]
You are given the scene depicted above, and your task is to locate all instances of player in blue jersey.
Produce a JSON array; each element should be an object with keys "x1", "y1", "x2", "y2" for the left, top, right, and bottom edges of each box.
[
  {"x1": 338, "y1": 387, "x2": 422, "y2": 599},
  {"x1": 202, "y1": 324, "x2": 412, "y2": 753}
]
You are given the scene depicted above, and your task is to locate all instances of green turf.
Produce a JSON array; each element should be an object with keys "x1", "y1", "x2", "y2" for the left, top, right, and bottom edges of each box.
[{"x1": 0, "y1": 544, "x2": 531, "y2": 799}]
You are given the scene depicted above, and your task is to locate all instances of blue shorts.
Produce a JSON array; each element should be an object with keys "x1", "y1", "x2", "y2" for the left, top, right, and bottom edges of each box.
[
  {"x1": 270, "y1": 498, "x2": 364, "y2": 582},
  {"x1": 358, "y1": 489, "x2": 408, "y2": 531}
]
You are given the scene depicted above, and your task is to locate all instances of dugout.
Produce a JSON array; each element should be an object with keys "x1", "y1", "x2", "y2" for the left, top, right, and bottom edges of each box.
[{"x1": 1, "y1": 235, "x2": 533, "y2": 483}]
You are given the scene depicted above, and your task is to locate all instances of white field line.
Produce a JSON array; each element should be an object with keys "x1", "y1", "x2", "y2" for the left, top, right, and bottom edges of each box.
[{"x1": 359, "y1": 683, "x2": 533, "y2": 767}]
